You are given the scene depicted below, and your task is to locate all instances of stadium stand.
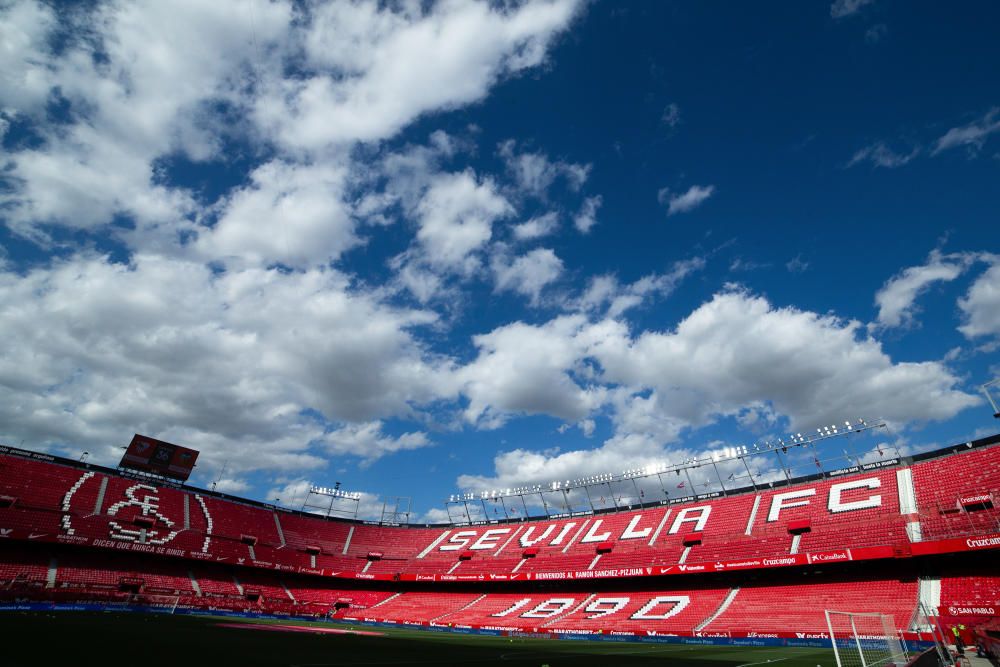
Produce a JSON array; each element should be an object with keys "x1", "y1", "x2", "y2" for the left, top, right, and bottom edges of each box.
[
  {"x1": 1, "y1": 434, "x2": 999, "y2": 645},
  {"x1": 704, "y1": 576, "x2": 918, "y2": 634},
  {"x1": 3, "y1": 439, "x2": 1000, "y2": 580},
  {"x1": 910, "y1": 445, "x2": 1000, "y2": 540}
]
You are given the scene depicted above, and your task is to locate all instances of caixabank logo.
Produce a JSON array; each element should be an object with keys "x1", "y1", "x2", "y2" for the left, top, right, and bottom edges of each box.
[{"x1": 59, "y1": 470, "x2": 213, "y2": 551}]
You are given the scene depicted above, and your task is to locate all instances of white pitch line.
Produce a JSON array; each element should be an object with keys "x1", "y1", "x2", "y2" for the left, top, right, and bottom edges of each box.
[{"x1": 735, "y1": 657, "x2": 791, "y2": 667}]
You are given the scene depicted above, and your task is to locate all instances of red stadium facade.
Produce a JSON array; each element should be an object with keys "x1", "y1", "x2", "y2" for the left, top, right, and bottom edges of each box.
[{"x1": 1, "y1": 434, "x2": 998, "y2": 648}]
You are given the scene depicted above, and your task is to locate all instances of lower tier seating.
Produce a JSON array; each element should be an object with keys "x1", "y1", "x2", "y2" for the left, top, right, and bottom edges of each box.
[{"x1": 2, "y1": 544, "x2": 993, "y2": 638}]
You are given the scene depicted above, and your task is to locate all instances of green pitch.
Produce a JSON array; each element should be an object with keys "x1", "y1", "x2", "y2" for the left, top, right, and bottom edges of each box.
[{"x1": 3, "y1": 612, "x2": 840, "y2": 667}]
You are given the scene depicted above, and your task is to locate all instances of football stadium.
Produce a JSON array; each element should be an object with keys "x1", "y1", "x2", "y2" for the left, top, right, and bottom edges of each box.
[
  {"x1": 4, "y1": 1, "x2": 1000, "y2": 666},
  {"x1": 2, "y1": 427, "x2": 998, "y2": 666}
]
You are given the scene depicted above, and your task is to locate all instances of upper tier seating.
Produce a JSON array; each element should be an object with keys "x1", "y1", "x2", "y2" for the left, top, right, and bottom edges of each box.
[
  {"x1": 910, "y1": 446, "x2": 1000, "y2": 540},
  {"x1": 2, "y1": 441, "x2": 999, "y2": 580}
]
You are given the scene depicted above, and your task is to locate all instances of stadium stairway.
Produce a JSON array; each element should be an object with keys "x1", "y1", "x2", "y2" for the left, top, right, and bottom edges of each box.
[{"x1": 694, "y1": 588, "x2": 739, "y2": 631}]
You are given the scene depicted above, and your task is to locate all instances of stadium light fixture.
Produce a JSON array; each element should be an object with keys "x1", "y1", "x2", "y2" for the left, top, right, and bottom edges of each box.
[
  {"x1": 444, "y1": 418, "x2": 885, "y2": 512},
  {"x1": 982, "y1": 378, "x2": 1000, "y2": 418}
]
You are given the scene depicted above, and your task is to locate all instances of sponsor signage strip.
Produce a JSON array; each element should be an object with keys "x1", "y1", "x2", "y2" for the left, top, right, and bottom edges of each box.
[{"x1": 340, "y1": 617, "x2": 937, "y2": 650}]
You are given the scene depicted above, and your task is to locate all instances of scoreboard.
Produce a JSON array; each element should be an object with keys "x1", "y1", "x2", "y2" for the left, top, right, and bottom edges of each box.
[{"x1": 119, "y1": 434, "x2": 199, "y2": 481}]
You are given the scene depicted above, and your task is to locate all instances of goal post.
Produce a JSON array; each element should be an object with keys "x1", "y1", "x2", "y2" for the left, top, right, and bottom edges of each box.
[
  {"x1": 128, "y1": 593, "x2": 180, "y2": 614},
  {"x1": 910, "y1": 602, "x2": 956, "y2": 667},
  {"x1": 825, "y1": 610, "x2": 908, "y2": 667}
]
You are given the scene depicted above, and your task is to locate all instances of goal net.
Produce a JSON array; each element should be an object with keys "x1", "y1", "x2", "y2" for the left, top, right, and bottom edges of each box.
[
  {"x1": 825, "y1": 610, "x2": 907, "y2": 667},
  {"x1": 128, "y1": 593, "x2": 180, "y2": 614}
]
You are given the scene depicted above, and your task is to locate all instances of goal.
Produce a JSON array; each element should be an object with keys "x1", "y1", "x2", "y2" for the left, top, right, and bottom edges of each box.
[
  {"x1": 128, "y1": 593, "x2": 180, "y2": 614},
  {"x1": 825, "y1": 610, "x2": 907, "y2": 667}
]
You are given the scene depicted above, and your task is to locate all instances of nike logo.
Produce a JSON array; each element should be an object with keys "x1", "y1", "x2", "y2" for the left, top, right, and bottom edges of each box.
[{"x1": 28, "y1": 533, "x2": 46, "y2": 539}]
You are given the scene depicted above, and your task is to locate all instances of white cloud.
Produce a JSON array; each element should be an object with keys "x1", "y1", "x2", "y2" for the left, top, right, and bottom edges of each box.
[
  {"x1": 419, "y1": 507, "x2": 453, "y2": 523},
  {"x1": 259, "y1": 0, "x2": 583, "y2": 150},
  {"x1": 392, "y1": 261, "x2": 448, "y2": 305},
  {"x1": 572, "y1": 257, "x2": 706, "y2": 318},
  {"x1": 1, "y1": 0, "x2": 581, "y2": 242},
  {"x1": 196, "y1": 160, "x2": 357, "y2": 268},
  {"x1": 830, "y1": 0, "x2": 874, "y2": 19},
  {"x1": 511, "y1": 212, "x2": 560, "y2": 241},
  {"x1": 661, "y1": 103, "x2": 681, "y2": 129},
  {"x1": 865, "y1": 23, "x2": 887, "y2": 44},
  {"x1": 458, "y1": 287, "x2": 978, "y2": 490},
  {"x1": 0, "y1": 0, "x2": 56, "y2": 111},
  {"x1": 933, "y1": 108, "x2": 1000, "y2": 156},
  {"x1": 415, "y1": 170, "x2": 513, "y2": 271},
  {"x1": 0, "y1": 253, "x2": 452, "y2": 476},
  {"x1": 1, "y1": 0, "x2": 293, "y2": 238},
  {"x1": 595, "y1": 289, "x2": 978, "y2": 428},
  {"x1": 786, "y1": 255, "x2": 809, "y2": 273},
  {"x1": 491, "y1": 247, "x2": 564, "y2": 305},
  {"x1": 848, "y1": 141, "x2": 919, "y2": 169},
  {"x1": 456, "y1": 315, "x2": 605, "y2": 429},
  {"x1": 498, "y1": 140, "x2": 589, "y2": 197},
  {"x1": 323, "y1": 421, "x2": 432, "y2": 466},
  {"x1": 958, "y1": 261, "x2": 1000, "y2": 340},
  {"x1": 661, "y1": 185, "x2": 715, "y2": 216},
  {"x1": 873, "y1": 250, "x2": 971, "y2": 329},
  {"x1": 729, "y1": 257, "x2": 770, "y2": 272},
  {"x1": 266, "y1": 479, "x2": 316, "y2": 510},
  {"x1": 211, "y1": 478, "x2": 251, "y2": 494},
  {"x1": 573, "y1": 195, "x2": 602, "y2": 233}
]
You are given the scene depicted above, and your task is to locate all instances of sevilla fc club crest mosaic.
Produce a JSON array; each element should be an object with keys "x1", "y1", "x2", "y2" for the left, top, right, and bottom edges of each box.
[{"x1": 60, "y1": 470, "x2": 213, "y2": 551}]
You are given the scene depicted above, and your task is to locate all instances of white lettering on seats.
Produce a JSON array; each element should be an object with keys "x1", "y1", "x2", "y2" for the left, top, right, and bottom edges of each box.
[
  {"x1": 439, "y1": 530, "x2": 477, "y2": 551},
  {"x1": 550, "y1": 523, "x2": 576, "y2": 546},
  {"x1": 491, "y1": 598, "x2": 532, "y2": 617},
  {"x1": 630, "y1": 595, "x2": 690, "y2": 620},
  {"x1": 767, "y1": 488, "x2": 816, "y2": 522},
  {"x1": 580, "y1": 520, "x2": 611, "y2": 544},
  {"x1": 667, "y1": 506, "x2": 712, "y2": 534},
  {"x1": 519, "y1": 525, "x2": 556, "y2": 547},
  {"x1": 469, "y1": 528, "x2": 511, "y2": 550},
  {"x1": 521, "y1": 598, "x2": 576, "y2": 618},
  {"x1": 584, "y1": 597, "x2": 630, "y2": 619},
  {"x1": 829, "y1": 478, "x2": 882, "y2": 513},
  {"x1": 621, "y1": 515, "x2": 652, "y2": 540}
]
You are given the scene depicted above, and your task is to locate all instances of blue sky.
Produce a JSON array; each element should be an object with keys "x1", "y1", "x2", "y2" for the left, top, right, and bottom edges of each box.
[{"x1": 1, "y1": 0, "x2": 998, "y2": 521}]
